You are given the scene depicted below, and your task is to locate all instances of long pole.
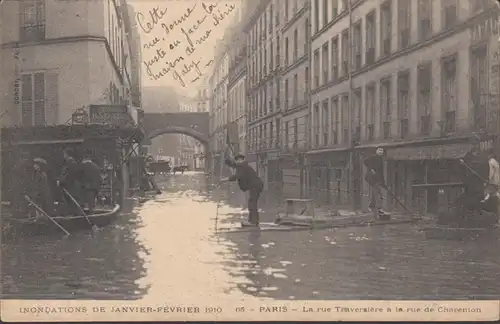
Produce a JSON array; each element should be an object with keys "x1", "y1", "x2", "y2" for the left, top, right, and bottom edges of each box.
[
  {"x1": 25, "y1": 195, "x2": 71, "y2": 236},
  {"x1": 62, "y1": 188, "x2": 92, "y2": 226}
]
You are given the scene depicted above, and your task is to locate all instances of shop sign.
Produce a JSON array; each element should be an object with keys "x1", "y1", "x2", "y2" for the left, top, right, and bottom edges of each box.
[{"x1": 89, "y1": 105, "x2": 133, "y2": 126}]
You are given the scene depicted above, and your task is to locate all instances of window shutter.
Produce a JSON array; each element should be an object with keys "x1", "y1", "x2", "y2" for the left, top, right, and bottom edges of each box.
[{"x1": 45, "y1": 72, "x2": 58, "y2": 125}]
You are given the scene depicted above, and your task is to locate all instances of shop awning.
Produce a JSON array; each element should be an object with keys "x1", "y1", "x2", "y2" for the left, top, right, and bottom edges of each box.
[
  {"x1": 386, "y1": 142, "x2": 474, "y2": 160},
  {"x1": 10, "y1": 139, "x2": 84, "y2": 145}
]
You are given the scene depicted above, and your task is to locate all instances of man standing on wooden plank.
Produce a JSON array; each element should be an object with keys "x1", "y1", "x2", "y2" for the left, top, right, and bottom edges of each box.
[
  {"x1": 219, "y1": 154, "x2": 264, "y2": 227},
  {"x1": 363, "y1": 147, "x2": 387, "y2": 219}
]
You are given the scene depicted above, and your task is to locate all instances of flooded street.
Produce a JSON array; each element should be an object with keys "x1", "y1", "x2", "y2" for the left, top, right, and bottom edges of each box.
[{"x1": 3, "y1": 172, "x2": 500, "y2": 300}]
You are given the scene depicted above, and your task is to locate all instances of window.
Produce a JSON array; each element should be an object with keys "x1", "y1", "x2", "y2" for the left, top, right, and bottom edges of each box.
[
  {"x1": 381, "y1": 1, "x2": 392, "y2": 57},
  {"x1": 269, "y1": 5, "x2": 273, "y2": 34},
  {"x1": 20, "y1": 0, "x2": 46, "y2": 42},
  {"x1": 304, "y1": 19, "x2": 309, "y2": 52},
  {"x1": 471, "y1": 0, "x2": 489, "y2": 12},
  {"x1": 322, "y1": 100, "x2": 329, "y2": 146},
  {"x1": 314, "y1": 103, "x2": 320, "y2": 147},
  {"x1": 314, "y1": 49, "x2": 320, "y2": 88},
  {"x1": 21, "y1": 73, "x2": 46, "y2": 126},
  {"x1": 323, "y1": 0, "x2": 328, "y2": 27},
  {"x1": 353, "y1": 88, "x2": 362, "y2": 139},
  {"x1": 270, "y1": 40, "x2": 274, "y2": 70},
  {"x1": 331, "y1": 97, "x2": 339, "y2": 144},
  {"x1": 471, "y1": 46, "x2": 488, "y2": 131},
  {"x1": 314, "y1": 0, "x2": 319, "y2": 33},
  {"x1": 293, "y1": 74, "x2": 298, "y2": 106},
  {"x1": 419, "y1": 0, "x2": 433, "y2": 41},
  {"x1": 353, "y1": 21, "x2": 362, "y2": 70},
  {"x1": 365, "y1": 84, "x2": 375, "y2": 140},
  {"x1": 417, "y1": 63, "x2": 432, "y2": 135},
  {"x1": 397, "y1": 71, "x2": 410, "y2": 138},
  {"x1": 276, "y1": 35, "x2": 280, "y2": 67},
  {"x1": 380, "y1": 78, "x2": 391, "y2": 139},
  {"x1": 285, "y1": 121, "x2": 289, "y2": 149},
  {"x1": 322, "y1": 42, "x2": 329, "y2": 84},
  {"x1": 331, "y1": 37, "x2": 339, "y2": 81},
  {"x1": 293, "y1": 29, "x2": 298, "y2": 61},
  {"x1": 332, "y1": 0, "x2": 338, "y2": 19},
  {"x1": 285, "y1": 0, "x2": 289, "y2": 22},
  {"x1": 269, "y1": 121, "x2": 274, "y2": 148},
  {"x1": 442, "y1": 0, "x2": 457, "y2": 30},
  {"x1": 365, "y1": 11, "x2": 376, "y2": 65},
  {"x1": 275, "y1": 1, "x2": 280, "y2": 26},
  {"x1": 284, "y1": 79, "x2": 289, "y2": 110},
  {"x1": 276, "y1": 79, "x2": 280, "y2": 108},
  {"x1": 293, "y1": 0, "x2": 298, "y2": 14},
  {"x1": 442, "y1": 55, "x2": 457, "y2": 133},
  {"x1": 398, "y1": 0, "x2": 411, "y2": 49},
  {"x1": 341, "y1": 29, "x2": 349, "y2": 77},
  {"x1": 305, "y1": 66, "x2": 309, "y2": 100},
  {"x1": 341, "y1": 95, "x2": 349, "y2": 144},
  {"x1": 342, "y1": 0, "x2": 348, "y2": 11},
  {"x1": 276, "y1": 118, "x2": 281, "y2": 148},
  {"x1": 284, "y1": 37, "x2": 289, "y2": 66},
  {"x1": 293, "y1": 118, "x2": 299, "y2": 147}
]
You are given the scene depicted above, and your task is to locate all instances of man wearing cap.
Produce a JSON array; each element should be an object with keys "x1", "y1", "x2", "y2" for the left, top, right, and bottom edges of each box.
[
  {"x1": 31, "y1": 157, "x2": 53, "y2": 216},
  {"x1": 219, "y1": 154, "x2": 264, "y2": 227}
]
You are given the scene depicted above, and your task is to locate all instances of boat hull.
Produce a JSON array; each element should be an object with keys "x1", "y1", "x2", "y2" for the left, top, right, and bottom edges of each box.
[{"x1": 3, "y1": 205, "x2": 120, "y2": 237}]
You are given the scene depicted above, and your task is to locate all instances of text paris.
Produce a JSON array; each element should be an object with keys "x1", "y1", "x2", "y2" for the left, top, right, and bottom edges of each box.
[{"x1": 211, "y1": 4, "x2": 236, "y2": 26}]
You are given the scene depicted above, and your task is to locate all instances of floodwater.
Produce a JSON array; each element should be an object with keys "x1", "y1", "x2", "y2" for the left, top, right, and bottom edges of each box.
[{"x1": 2, "y1": 172, "x2": 500, "y2": 300}]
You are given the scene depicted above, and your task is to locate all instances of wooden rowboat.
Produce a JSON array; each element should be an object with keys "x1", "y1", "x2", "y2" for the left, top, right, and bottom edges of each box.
[
  {"x1": 421, "y1": 225, "x2": 499, "y2": 241},
  {"x1": 3, "y1": 204, "x2": 120, "y2": 236}
]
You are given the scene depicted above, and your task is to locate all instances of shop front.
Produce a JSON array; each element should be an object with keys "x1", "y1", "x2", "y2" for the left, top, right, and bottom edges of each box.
[
  {"x1": 306, "y1": 148, "x2": 350, "y2": 207},
  {"x1": 385, "y1": 141, "x2": 475, "y2": 215},
  {"x1": 279, "y1": 152, "x2": 303, "y2": 199}
]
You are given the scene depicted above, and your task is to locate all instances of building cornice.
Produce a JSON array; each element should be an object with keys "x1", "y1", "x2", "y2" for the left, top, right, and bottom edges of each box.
[{"x1": 243, "y1": 0, "x2": 271, "y2": 33}]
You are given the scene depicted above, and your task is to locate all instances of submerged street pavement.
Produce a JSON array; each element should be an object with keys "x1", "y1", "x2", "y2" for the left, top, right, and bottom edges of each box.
[{"x1": 3, "y1": 172, "x2": 500, "y2": 300}]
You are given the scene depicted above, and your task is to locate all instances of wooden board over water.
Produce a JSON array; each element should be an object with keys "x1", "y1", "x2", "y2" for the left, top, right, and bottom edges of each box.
[{"x1": 218, "y1": 222, "x2": 312, "y2": 233}]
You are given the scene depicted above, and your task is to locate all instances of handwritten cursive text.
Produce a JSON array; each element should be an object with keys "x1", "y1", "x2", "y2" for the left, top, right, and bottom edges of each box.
[{"x1": 136, "y1": 6, "x2": 168, "y2": 34}]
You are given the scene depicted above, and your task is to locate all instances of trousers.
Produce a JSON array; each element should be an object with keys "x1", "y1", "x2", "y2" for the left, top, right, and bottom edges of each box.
[{"x1": 247, "y1": 184, "x2": 263, "y2": 224}]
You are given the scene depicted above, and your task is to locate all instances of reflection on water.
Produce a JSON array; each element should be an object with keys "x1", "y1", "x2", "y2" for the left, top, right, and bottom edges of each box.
[
  {"x1": 3, "y1": 171, "x2": 500, "y2": 301},
  {"x1": 1, "y1": 208, "x2": 149, "y2": 299}
]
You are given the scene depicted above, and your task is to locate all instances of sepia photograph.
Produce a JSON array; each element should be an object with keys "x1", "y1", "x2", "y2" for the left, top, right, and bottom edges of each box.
[{"x1": 0, "y1": 0, "x2": 500, "y2": 321}]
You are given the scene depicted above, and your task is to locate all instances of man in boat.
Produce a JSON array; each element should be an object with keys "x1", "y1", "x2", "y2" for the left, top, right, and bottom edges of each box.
[
  {"x1": 460, "y1": 146, "x2": 490, "y2": 210},
  {"x1": 363, "y1": 147, "x2": 387, "y2": 219},
  {"x1": 79, "y1": 150, "x2": 102, "y2": 213},
  {"x1": 57, "y1": 148, "x2": 83, "y2": 215},
  {"x1": 219, "y1": 154, "x2": 264, "y2": 227},
  {"x1": 30, "y1": 157, "x2": 53, "y2": 217},
  {"x1": 142, "y1": 159, "x2": 161, "y2": 194}
]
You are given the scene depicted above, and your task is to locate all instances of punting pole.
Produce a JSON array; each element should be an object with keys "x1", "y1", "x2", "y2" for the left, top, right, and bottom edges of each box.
[
  {"x1": 25, "y1": 195, "x2": 71, "y2": 236},
  {"x1": 62, "y1": 188, "x2": 93, "y2": 226}
]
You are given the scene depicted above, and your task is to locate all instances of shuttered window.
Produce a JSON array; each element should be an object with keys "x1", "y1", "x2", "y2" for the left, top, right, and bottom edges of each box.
[{"x1": 21, "y1": 72, "x2": 45, "y2": 126}]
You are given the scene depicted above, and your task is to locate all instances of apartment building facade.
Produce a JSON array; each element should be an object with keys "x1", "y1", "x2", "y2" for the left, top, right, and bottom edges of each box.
[
  {"x1": 177, "y1": 96, "x2": 197, "y2": 168},
  {"x1": 208, "y1": 47, "x2": 229, "y2": 176},
  {"x1": 0, "y1": 0, "x2": 135, "y2": 128},
  {"x1": 279, "y1": 0, "x2": 310, "y2": 199},
  {"x1": 309, "y1": 0, "x2": 500, "y2": 213},
  {"x1": 245, "y1": 0, "x2": 282, "y2": 189},
  {"x1": 227, "y1": 31, "x2": 248, "y2": 156}
]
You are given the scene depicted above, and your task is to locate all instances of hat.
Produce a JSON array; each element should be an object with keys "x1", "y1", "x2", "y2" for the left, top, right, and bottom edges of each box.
[
  {"x1": 33, "y1": 157, "x2": 47, "y2": 165},
  {"x1": 234, "y1": 154, "x2": 245, "y2": 160}
]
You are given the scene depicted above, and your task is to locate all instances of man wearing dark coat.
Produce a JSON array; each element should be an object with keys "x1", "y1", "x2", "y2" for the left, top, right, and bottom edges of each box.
[
  {"x1": 57, "y1": 148, "x2": 83, "y2": 215},
  {"x1": 219, "y1": 154, "x2": 264, "y2": 226},
  {"x1": 79, "y1": 150, "x2": 102, "y2": 212},
  {"x1": 31, "y1": 157, "x2": 53, "y2": 216}
]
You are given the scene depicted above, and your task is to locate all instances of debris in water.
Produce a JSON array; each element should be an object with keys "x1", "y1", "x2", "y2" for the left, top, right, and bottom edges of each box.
[
  {"x1": 279, "y1": 261, "x2": 292, "y2": 266},
  {"x1": 294, "y1": 278, "x2": 301, "y2": 283},
  {"x1": 273, "y1": 273, "x2": 288, "y2": 279}
]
